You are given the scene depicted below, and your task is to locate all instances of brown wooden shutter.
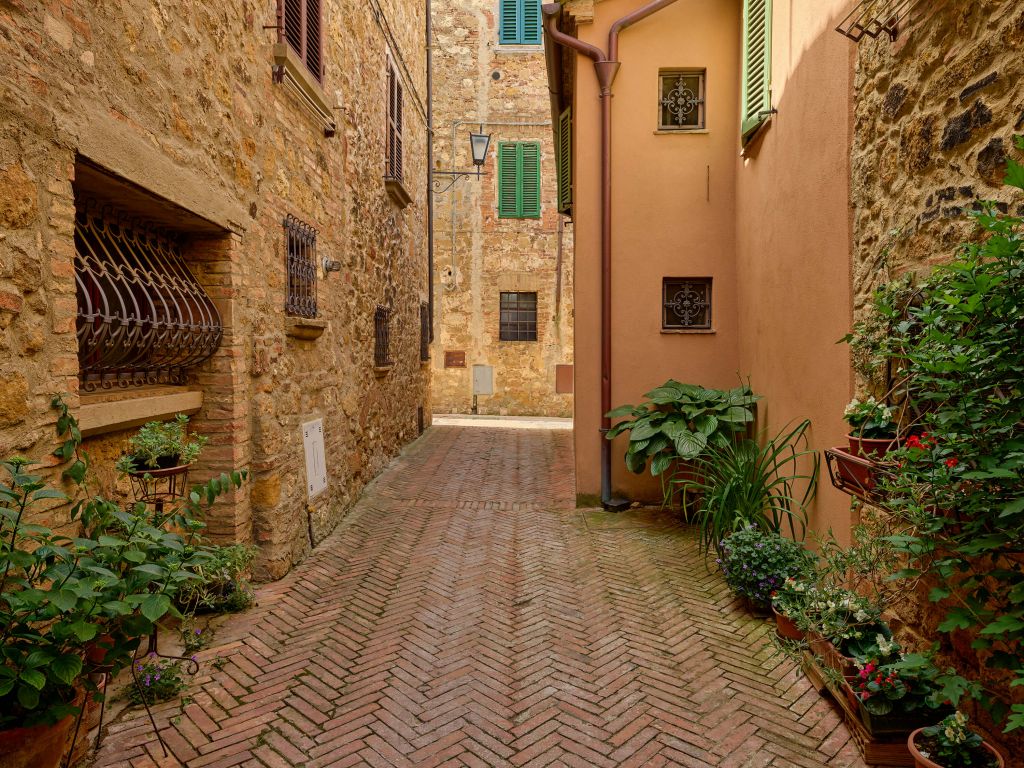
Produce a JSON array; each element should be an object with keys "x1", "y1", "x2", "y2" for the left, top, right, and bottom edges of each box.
[{"x1": 386, "y1": 60, "x2": 403, "y2": 182}]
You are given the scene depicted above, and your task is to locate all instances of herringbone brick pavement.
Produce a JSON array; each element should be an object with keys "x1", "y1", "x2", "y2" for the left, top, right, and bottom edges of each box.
[{"x1": 91, "y1": 426, "x2": 866, "y2": 767}]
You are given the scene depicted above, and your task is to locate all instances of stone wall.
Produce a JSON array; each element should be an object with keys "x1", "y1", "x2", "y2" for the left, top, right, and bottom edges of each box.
[
  {"x1": 430, "y1": 0, "x2": 574, "y2": 417},
  {"x1": 0, "y1": 0, "x2": 431, "y2": 578},
  {"x1": 851, "y1": 1, "x2": 1024, "y2": 752}
]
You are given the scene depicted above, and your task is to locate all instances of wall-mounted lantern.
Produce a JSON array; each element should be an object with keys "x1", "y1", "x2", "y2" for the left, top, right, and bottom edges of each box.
[{"x1": 432, "y1": 127, "x2": 493, "y2": 194}]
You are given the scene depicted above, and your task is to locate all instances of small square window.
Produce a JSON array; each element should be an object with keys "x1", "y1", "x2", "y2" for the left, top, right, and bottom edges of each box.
[
  {"x1": 663, "y1": 278, "x2": 712, "y2": 330},
  {"x1": 499, "y1": 292, "x2": 538, "y2": 341},
  {"x1": 659, "y1": 70, "x2": 706, "y2": 131}
]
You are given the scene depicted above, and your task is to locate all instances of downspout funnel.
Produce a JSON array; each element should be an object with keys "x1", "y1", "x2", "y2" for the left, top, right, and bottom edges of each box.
[{"x1": 594, "y1": 61, "x2": 620, "y2": 93}]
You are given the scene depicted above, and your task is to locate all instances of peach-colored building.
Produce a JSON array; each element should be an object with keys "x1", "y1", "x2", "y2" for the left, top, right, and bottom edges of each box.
[{"x1": 545, "y1": 0, "x2": 856, "y2": 538}]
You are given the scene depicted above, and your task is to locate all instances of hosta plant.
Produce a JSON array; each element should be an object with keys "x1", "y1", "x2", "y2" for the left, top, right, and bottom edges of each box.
[{"x1": 605, "y1": 381, "x2": 759, "y2": 477}]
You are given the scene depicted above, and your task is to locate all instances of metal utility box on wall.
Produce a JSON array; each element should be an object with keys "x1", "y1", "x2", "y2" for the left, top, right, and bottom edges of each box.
[
  {"x1": 472, "y1": 364, "x2": 493, "y2": 396},
  {"x1": 302, "y1": 418, "x2": 328, "y2": 499}
]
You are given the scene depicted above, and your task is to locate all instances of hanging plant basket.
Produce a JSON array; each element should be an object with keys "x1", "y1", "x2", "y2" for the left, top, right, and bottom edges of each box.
[
  {"x1": 126, "y1": 461, "x2": 191, "y2": 507},
  {"x1": 825, "y1": 447, "x2": 893, "y2": 504}
]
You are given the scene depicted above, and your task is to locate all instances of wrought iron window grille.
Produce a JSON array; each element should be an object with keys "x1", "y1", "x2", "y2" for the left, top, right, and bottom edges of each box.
[
  {"x1": 836, "y1": 0, "x2": 925, "y2": 42},
  {"x1": 419, "y1": 303, "x2": 430, "y2": 362},
  {"x1": 662, "y1": 278, "x2": 712, "y2": 330},
  {"x1": 285, "y1": 215, "x2": 318, "y2": 319},
  {"x1": 659, "y1": 70, "x2": 706, "y2": 131},
  {"x1": 74, "y1": 199, "x2": 224, "y2": 391},
  {"x1": 499, "y1": 292, "x2": 538, "y2": 341},
  {"x1": 374, "y1": 306, "x2": 393, "y2": 367}
]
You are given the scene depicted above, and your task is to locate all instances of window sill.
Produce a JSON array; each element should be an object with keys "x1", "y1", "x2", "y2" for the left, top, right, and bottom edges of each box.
[
  {"x1": 661, "y1": 328, "x2": 716, "y2": 335},
  {"x1": 493, "y1": 45, "x2": 545, "y2": 55},
  {"x1": 272, "y1": 43, "x2": 337, "y2": 137},
  {"x1": 78, "y1": 387, "x2": 203, "y2": 438},
  {"x1": 373, "y1": 364, "x2": 394, "y2": 377},
  {"x1": 285, "y1": 316, "x2": 326, "y2": 340},
  {"x1": 385, "y1": 177, "x2": 412, "y2": 208},
  {"x1": 654, "y1": 129, "x2": 709, "y2": 135}
]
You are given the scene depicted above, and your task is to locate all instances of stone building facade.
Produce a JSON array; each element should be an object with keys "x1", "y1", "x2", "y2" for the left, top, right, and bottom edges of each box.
[
  {"x1": 430, "y1": 0, "x2": 574, "y2": 417},
  {"x1": 0, "y1": 0, "x2": 431, "y2": 579},
  {"x1": 852, "y1": 2, "x2": 1023, "y2": 755}
]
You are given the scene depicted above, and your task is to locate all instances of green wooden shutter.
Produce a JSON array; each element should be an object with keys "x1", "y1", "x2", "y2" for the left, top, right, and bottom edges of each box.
[
  {"x1": 556, "y1": 107, "x2": 572, "y2": 213},
  {"x1": 521, "y1": 0, "x2": 541, "y2": 44},
  {"x1": 499, "y1": 0, "x2": 519, "y2": 44},
  {"x1": 519, "y1": 142, "x2": 541, "y2": 218},
  {"x1": 498, "y1": 143, "x2": 519, "y2": 217},
  {"x1": 741, "y1": 0, "x2": 772, "y2": 141}
]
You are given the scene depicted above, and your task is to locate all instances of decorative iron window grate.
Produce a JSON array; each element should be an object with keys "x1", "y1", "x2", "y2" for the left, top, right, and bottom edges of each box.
[
  {"x1": 836, "y1": 0, "x2": 925, "y2": 42},
  {"x1": 374, "y1": 306, "x2": 393, "y2": 367},
  {"x1": 278, "y1": 0, "x2": 324, "y2": 81},
  {"x1": 419, "y1": 303, "x2": 430, "y2": 361},
  {"x1": 74, "y1": 200, "x2": 223, "y2": 391},
  {"x1": 659, "y1": 70, "x2": 706, "y2": 131},
  {"x1": 663, "y1": 278, "x2": 712, "y2": 330},
  {"x1": 386, "y1": 58, "x2": 404, "y2": 182},
  {"x1": 499, "y1": 291, "x2": 538, "y2": 341},
  {"x1": 285, "y1": 215, "x2": 318, "y2": 319}
]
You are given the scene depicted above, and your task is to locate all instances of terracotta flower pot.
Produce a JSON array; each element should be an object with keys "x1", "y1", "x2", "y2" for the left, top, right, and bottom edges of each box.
[
  {"x1": 0, "y1": 689, "x2": 83, "y2": 768},
  {"x1": 907, "y1": 727, "x2": 1004, "y2": 768},
  {"x1": 772, "y1": 607, "x2": 803, "y2": 641},
  {"x1": 847, "y1": 434, "x2": 897, "y2": 460}
]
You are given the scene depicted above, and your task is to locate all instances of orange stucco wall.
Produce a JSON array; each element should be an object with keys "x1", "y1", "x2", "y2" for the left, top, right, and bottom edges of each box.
[
  {"x1": 734, "y1": 1, "x2": 856, "y2": 542},
  {"x1": 570, "y1": 0, "x2": 857, "y2": 539},
  {"x1": 573, "y1": 0, "x2": 743, "y2": 502}
]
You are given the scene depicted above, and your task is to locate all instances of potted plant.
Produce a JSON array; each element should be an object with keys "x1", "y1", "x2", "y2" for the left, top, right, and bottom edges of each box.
[
  {"x1": 850, "y1": 652, "x2": 955, "y2": 737},
  {"x1": 908, "y1": 713, "x2": 1004, "y2": 768},
  {"x1": 771, "y1": 577, "x2": 814, "y2": 641},
  {"x1": 844, "y1": 396, "x2": 898, "y2": 459},
  {"x1": 605, "y1": 382, "x2": 760, "y2": 505},
  {"x1": 0, "y1": 458, "x2": 90, "y2": 768},
  {"x1": 800, "y1": 586, "x2": 887, "y2": 679},
  {"x1": 718, "y1": 527, "x2": 815, "y2": 616},
  {"x1": 115, "y1": 414, "x2": 208, "y2": 474},
  {"x1": 176, "y1": 543, "x2": 259, "y2": 615},
  {"x1": 682, "y1": 420, "x2": 818, "y2": 555}
]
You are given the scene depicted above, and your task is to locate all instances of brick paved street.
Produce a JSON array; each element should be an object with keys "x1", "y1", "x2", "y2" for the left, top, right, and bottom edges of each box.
[{"x1": 93, "y1": 425, "x2": 865, "y2": 768}]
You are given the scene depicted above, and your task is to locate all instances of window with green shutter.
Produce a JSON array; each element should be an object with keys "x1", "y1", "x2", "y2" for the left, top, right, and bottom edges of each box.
[
  {"x1": 556, "y1": 107, "x2": 572, "y2": 213},
  {"x1": 741, "y1": 0, "x2": 772, "y2": 142},
  {"x1": 498, "y1": 142, "x2": 541, "y2": 219},
  {"x1": 498, "y1": 0, "x2": 542, "y2": 45}
]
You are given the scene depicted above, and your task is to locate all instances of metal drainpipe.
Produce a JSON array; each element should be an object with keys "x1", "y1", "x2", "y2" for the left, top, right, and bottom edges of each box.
[
  {"x1": 426, "y1": 0, "x2": 435, "y2": 341},
  {"x1": 542, "y1": 0, "x2": 678, "y2": 510}
]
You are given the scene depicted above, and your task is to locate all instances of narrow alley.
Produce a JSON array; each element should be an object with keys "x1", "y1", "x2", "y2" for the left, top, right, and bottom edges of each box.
[{"x1": 94, "y1": 425, "x2": 864, "y2": 768}]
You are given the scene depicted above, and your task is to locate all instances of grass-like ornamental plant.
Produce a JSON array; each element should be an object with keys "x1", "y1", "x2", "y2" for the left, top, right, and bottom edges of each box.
[
  {"x1": 680, "y1": 419, "x2": 818, "y2": 555},
  {"x1": 718, "y1": 527, "x2": 815, "y2": 610}
]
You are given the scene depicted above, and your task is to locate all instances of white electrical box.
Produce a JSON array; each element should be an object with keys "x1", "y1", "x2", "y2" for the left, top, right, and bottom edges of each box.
[
  {"x1": 302, "y1": 418, "x2": 328, "y2": 499},
  {"x1": 472, "y1": 364, "x2": 493, "y2": 396}
]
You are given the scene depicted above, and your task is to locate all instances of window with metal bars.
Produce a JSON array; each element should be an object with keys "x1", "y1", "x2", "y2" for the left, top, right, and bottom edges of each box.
[
  {"x1": 659, "y1": 70, "x2": 706, "y2": 131},
  {"x1": 419, "y1": 303, "x2": 430, "y2": 362},
  {"x1": 499, "y1": 292, "x2": 538, "y2": 341},
  {"x1": 374, "y1": 306, "x2": 393, "y2": 367},
  {"x1": 662, "y1": 278, "x2": 712, "y2": 330},
  {"x1": 285, "y1": 215, "x2": 318, "y2": 319},
  {"x1": 278, "y1": 0, "x2": 323, "y2": 82},
  {"x1": 386, "y1": 58, "x2": 404, "y2": 182},
  {"x1": 74, "y1": 199, "x2": 223, "y2": 391}
]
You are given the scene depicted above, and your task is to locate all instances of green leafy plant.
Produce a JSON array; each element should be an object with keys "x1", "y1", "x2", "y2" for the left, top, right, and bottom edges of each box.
[
  {"x1": 916, "y1": 712, "x2": 1000, "y2": 767},
  {"x1": 798, "y1": 585, "x2": 886, "y2": 656},
  {"x1": 127, "y1": 654, "x2": 189, "y2": 706},
  {"x1": 605, "y1": 381, "x2": 760, "y2": 477},
  {"x1": 679, "y1": 419, "x2": 818, "y2": 554},
  {"x1": 843, "y1": 396, "x2": 898, "y2": 439},
  {"x1": 852, "y1": 652, "x2": 951, "y2": 718},
  {"x1": 717, "y1": 527, "x2": 815, "y2": 609},
  {"x1": 115, "y1": 414, "x2": 208, "y2": 474},
  {"x1": 852, "y1": 144, "x2": 1024, "y2": 731},
  {"x1": 772, "y1": 576, "x2": 817, "y2": 620},
  {"x1": 177, "y1": 543, "x2": 258, "y2": 614}
]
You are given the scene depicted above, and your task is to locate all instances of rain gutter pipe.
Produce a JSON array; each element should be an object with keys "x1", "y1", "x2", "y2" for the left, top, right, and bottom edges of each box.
[
  {"x1": 542, "y1": 0, "x2": 678, "y2": 510},
  {"x1": 426, "y1": 0, "x2": 435, "y2": 340}
]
